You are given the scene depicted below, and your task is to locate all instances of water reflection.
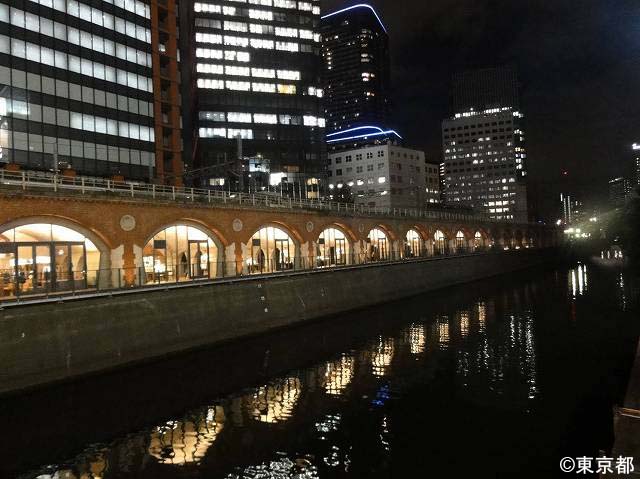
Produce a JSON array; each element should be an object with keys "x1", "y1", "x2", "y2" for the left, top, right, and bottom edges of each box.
[
  {"x1": 568, "y1": 263, "x2": 588, "y2": 297},
  {"x1": 148, "y1": 406, "x2": 225, "y2": 465},
  {"x1": 20, "y1": 264, "x2": 635, "y2": 479},
  {"x1": 249, "y1": 377, "x2": 301, "y2": 424}
]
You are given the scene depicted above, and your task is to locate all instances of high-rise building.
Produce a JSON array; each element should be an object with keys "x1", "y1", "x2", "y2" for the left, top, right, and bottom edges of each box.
[
  {"x1": 188, "y1": 0, "x2": 325, "y2": 188},
  {"x1": 424, "y1": 161, "x2": 440, "y2": 205},
  {"x1": 326, "y1": 143, "x2": 426, "y2": 209},
  {"x1": 321, "y1": 4, "x2": 391, "y2": 145},
  {"x1": 441, "y1": 66, "x2": 528, "y2": 223},
  {"x1": 609, "y1": 177, "x2": 631, "y2": 207},
  {"x1": 0, "y1": 0, "x2": 171, "y2": 181},
  {"x1": 634, "y1": 143, "x2": 640, "y2": 187}
]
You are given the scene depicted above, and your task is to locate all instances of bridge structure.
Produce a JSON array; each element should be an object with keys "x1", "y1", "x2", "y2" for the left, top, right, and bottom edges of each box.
[{"x1": 0, "y1": 170, "x2": 559, "y2": 302}]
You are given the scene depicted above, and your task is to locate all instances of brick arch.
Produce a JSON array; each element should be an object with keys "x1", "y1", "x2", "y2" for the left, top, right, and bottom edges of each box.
[
  {"x1": 365, "y1": 223, "x2": 398, "y2": 242},
  {"x1": 245, "y1": 221, "x2": 303, "y2": 247},
  {"x1": 316, "y1": 222, "x2": 358, "y2": 244},
  {"x1": 400, "y1": 224, "x2": 429, "y2": 241},
  {"x1": 0, "y1": 214, "x2": 113, "y2": 271},
  {"x1": 141, "y1": 218, "x2": 230, "y2": 251}
]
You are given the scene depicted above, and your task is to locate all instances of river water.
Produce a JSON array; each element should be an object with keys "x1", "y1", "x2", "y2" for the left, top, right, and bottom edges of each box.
[{"x1": 2, "y1": 263, "x2": 639, "y2": 478}]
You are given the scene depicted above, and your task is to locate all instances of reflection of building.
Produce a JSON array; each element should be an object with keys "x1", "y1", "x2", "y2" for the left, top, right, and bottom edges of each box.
[
  {"x1": 327, "y1": 144, "x2": 427, "y2": 209},
  {"x1": 407, "y1": 323, "x2": 426, "y2": 355},
  {"x1": 324, "y1": 354, "x2": 354, "y2": 396},
  {"x1": 249, "y1": 377, "x2": 301, "y2": 423},
  {"x1": 148, "y1": 406, "x2": 226, "y2": 465},
  {"x1": 609, "y1": 177, "x2": 631, "y2": 207},
  {"x1": 441, "y1": 66, "x2": 528, "y2": 223},
  {"x1": 0, "y1": 0, "x2": 183, "y2": 183},
  {"x1": 321, "y1": 4, "x2": 390, "y2": 137},
  {"x1": 189, "y1": 0, "x2": 326, "y2": 186},
  {"x1": 371, "y1": 337, "x2": 394, "y2": 377}
]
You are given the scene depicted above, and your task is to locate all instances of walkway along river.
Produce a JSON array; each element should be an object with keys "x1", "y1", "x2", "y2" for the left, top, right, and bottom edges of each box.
[{"x1": 1, "y1": 262, "x2": 638, "y2": 478}]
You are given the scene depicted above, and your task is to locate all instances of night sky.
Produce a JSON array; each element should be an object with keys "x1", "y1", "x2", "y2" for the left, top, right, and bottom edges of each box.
[{"x1": 322, "y1": 0, "x2": 640, "y2": 219}]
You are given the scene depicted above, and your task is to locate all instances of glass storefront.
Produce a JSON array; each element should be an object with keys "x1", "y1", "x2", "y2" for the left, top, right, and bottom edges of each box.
[
  {"x1": 474, "y1": 232, "x2": 483, "y2": 250},
  {"x1": 143, "y1": 226, "x2": 219, "y2": 283},
  {"x1": 0, "y1": 223, "x2": 100, "y2": 297},
  {"x1": 455, "y1": 231, "x2": 466, "y2": 252},
  {"x1": 317, "y1": 228, "x2": 349, "y2": 267},
  {"x1": 434, "y1": 230, "x2": 446, "y2": 256},
  {"x1": 404, "y1": 230, "x2": 422, "y2": 258},
  {"x1": 248, "y1": 226, "x2": 296, "y2": 274},
  {"x1": 367, "y1": 228, "x2": 389, "y2": 262}
]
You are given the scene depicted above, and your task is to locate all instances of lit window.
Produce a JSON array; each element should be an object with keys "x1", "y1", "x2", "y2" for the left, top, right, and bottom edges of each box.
[
  {"x1": 227, "y1": 128, "x2": 253, "y2": 139},
  {"x1": 277, "y1": 84, "x2": 296, "y2": 94},
  {"x1": 226, "y1": 80, "x2": 251, "y2": 91},
  {"x1": 252, "y1": 82, "x2": 276, "y2": 93},
  {"x1": 196, "y1": 63, "x2": 224, "y2": 74},
  {"x1": 199, "y1": 127, "x2": 227, "y2": 138},
  {"x1": 251, "y1": 68, "x2": 275, "y2": 78},
  {"x1": 254, "y1": 113, "x2": 277, "y2": 124},
  {"x1": 276, "y1": 41, "x2": 299, "y2": 52},
  {"x1": 228, "y1": 112, "x2": 252, "y2": 123},
  {"x1": 248, "y1": 9, "x2": 272, "y2": 20}
]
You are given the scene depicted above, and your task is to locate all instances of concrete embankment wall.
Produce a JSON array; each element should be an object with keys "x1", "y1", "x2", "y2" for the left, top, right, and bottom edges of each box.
[{"x1": 0, "y1": 250, "x2": 553, "y2": 396}]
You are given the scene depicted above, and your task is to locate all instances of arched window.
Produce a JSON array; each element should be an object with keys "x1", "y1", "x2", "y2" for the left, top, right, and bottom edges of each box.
[
  {"x1": 249, "y1": 226, "x2": 296, "y2": 274},
  {"x1": 474, "y1": 231, "x2": 483, "y2": 251},
  {"x1": 143, "y1": 225, "x2": 219, "y2": 283},
  {"x1": 434, "y1": 230, "x2": 446, "y2": 255},
  {"x1": 317, "y1": 227, "x2": 350, "y2": 267},
  {"x1": 0, "y1": 223, "x2": 101, "y2": 296},
  {"x1": 455, "y1": 231, "x2": 466, "y2": 252},
  {"x1": 405, "y1": 229, "x2": 422, "y2": 258},
  {"x1": 367, "y1": 228, "x2": 389, "y2": 262}
]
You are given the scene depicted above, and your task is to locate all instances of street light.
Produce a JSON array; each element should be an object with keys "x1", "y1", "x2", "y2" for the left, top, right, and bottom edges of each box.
[{"x1": 633, "y1": 143, "x2": 640, "y2": 150}]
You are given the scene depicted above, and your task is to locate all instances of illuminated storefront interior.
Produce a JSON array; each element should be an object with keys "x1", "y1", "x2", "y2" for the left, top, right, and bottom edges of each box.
[
  {"x1": 474, "y1": 231, "x2": 483, "y2": 250},
  {"x1": 405, "y1": 229, "x2": 422, "y2": 258},
  {"x1": 143, "y1": 225, "x2": 219, "y2": 283},
  {"x1": 434, "y1": 230, "x2": 446, "y2": 255},
  {"x1": 0, "y1": 223, "x2": 100, "y2": 296},
  {"x1": 455, "y1": 230, "x2": 466, "y2": 251},
  {"x1": 367, "y1": 228, "x2": 389, "y2": 261},
  {"x1": 248, "y1": 226, "x2": 296, "y2": 274},
  {"x1": 317, "y1": 227, "x2": 350, "y2": 267}
]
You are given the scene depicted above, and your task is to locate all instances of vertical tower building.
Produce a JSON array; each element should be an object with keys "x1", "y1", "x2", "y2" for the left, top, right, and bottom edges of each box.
[
  {"x1": 188, "y1": 0, "x2": 325, "y2": 188},
  {"x1": 0, "y1": 0, "x2": 171, "y2": 181},
  {"x1": 441, "y1": 66, "x2": 528, "y2": 223},
  {"x1": 321, "y1": 4, "x2": 390, "y2": 141}
]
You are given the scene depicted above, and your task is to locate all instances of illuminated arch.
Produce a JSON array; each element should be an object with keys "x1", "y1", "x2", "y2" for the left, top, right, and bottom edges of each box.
[
  {"x1": 0, "y1": 218, "x2": 109, "y2": 296},
  {"x1": 434, "y1": 229, "x2": 447, "y2": 255},
  {"x1": 317, "y1": 226, "x2": 352, "y2": 267},
  {"x1": 455, "y1": 230, "x2": 466, "y2": 252},
  {"x1": 248, "y1": 225, "x2": 298, "y2": 274},
  {"x1": 367, "y1": 227, "x2": 390, "y2": 262},
  {"x1": 404, "y1": 229, "x2": 423, "y2": 258},
  {"x1": 142, "y1": 224, "x2": 222, "y2": 282}
]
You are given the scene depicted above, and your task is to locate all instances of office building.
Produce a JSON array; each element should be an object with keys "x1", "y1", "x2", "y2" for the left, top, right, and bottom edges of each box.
[
  {"x1": 189, "y1": 0, "x2": 325, "y2": 188},
  {"x1": 425, "y1": 161, "x2": 440, "y2": 204},
  {"x1": 0, "y1": 0, "x2": 184, "y2": 182},
  {"x1": 609, "y1": 177, "x2": 631, "y2": 207},
  {"x1": 327, "y1": 143, "x2": 426, "y2": 209},
  {"x1": 321, "y1": 4, "x2": 391, "y2": 145},
  {"x1": 441, "y1": 66, "x2": 528, "y2": 223}
]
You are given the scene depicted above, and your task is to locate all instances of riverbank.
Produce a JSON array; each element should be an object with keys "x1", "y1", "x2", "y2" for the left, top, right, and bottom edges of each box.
[{"x1": 0, "y1": 249, "x2": 555, "y2": 396}]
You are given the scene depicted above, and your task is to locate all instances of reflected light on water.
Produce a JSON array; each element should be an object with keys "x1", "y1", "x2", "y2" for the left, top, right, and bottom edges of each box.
[
  {"x1": 568, "y1": 263, "x2": 588, "y2": 298},
  {"x1": 148, "y1": 406, "x2": 226, "y2": 465},
  {"x1": 249, "y1": 377, "x2": 302, "y2": 424},
  {"x1": 371, "y1": 338, "x2": 394, "y2": 377},
  {"x1": 459, "y1": 311, "x2": 470, "y2": 338},
  {"x1": 407, "y1": 323, "x2": 426, "y2": 355},
  {"x1": 437, "y1": 317, "x2": 450, "y2": 349},
  {"x1": 324, "y1": 355, "x2": 355, "y2": 396}
]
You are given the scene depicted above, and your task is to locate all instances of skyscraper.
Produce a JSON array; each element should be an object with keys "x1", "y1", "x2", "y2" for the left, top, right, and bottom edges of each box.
[
  {"x1": 441, "y1": 66, "x2": 528, "y2": 223},
  {"x1": 321, "y1": 4, "x2": 391, "y2": 144},
  {"x1": 0, "y1": 0, "x2": 164, "y2": 181},
  {"x1": 187, "y1": 0, "x2": 325, "y2": 188}
]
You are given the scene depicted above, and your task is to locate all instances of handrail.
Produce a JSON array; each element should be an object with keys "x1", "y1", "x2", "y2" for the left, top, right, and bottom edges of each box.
[{"x1": 0, "y1": 169, "x2": 514, "y2": 224}]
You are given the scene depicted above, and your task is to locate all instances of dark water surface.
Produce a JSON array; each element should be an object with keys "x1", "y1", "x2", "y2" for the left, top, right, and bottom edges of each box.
[{"x1": 1, "y1": 263, "x2": 639, "y2": 478}]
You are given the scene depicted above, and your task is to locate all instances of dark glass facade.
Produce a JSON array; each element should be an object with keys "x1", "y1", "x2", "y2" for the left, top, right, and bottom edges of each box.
[
  {"x1": 0, "y1": 0, "x2": 156, "y2": 180},
  {"x1": 321, "y1": 4, "x2": 390, "y2": 135},
  {"x1": 185, "y1": 0, "x2": 325, "y2": 186}
]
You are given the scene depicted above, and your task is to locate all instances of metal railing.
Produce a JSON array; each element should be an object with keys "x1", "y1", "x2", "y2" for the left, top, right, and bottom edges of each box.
[
  {"x1": 0, "y1": 169, "x2": 495, "y2": 223},
  {"x1": 0, "y1": 246, "x2": 504, "y2": 305}
]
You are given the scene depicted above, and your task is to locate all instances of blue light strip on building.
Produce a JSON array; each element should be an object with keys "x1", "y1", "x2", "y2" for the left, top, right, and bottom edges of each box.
[
  {"x1": 326, "y1": 130, "x2": 403, "y2": 143},
  {"x1": 326, "y1": 125, "x2": 387, "y2": 138},
  {"x1": 320, "y1": 4, "x2": 388, "y2": 34}
]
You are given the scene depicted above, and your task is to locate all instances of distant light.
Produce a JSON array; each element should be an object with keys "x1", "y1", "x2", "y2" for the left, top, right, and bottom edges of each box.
[
  {"x1": 556, "y1": 219, "x2": 562, "y2": 226},
  {"x1": 321, "y1": 4, "x2": 387, "y2": 33},
  {"x1": 633, "y1": 143, "x2": 640, "y2": 150}
]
